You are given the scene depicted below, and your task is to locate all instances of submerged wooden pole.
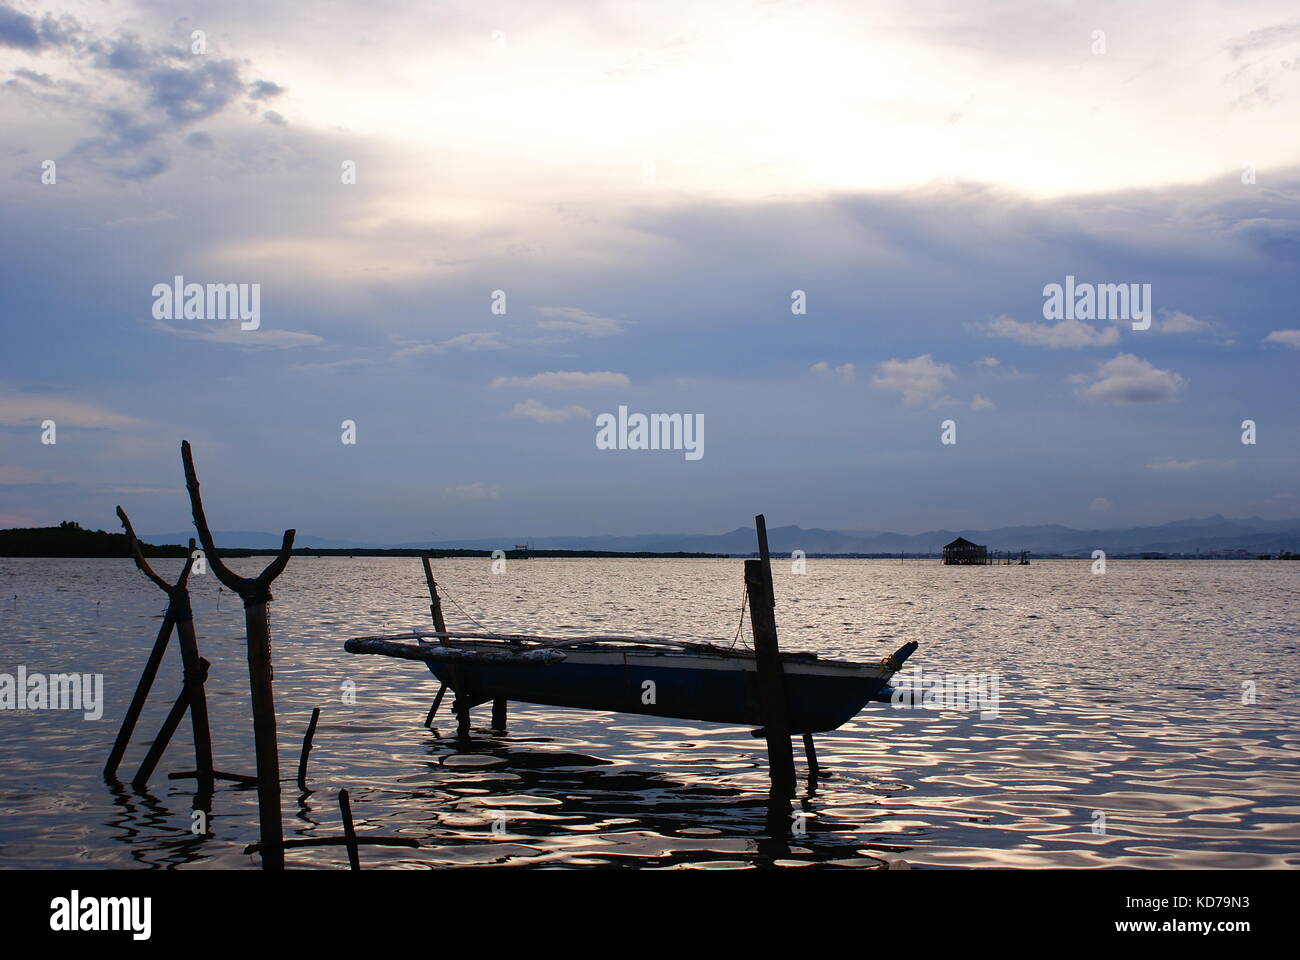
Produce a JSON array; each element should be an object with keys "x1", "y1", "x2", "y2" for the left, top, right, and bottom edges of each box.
[
  {"x1": 133, "y1": 658, "x2": 210, "y2": 788},
  {"x1": 296, "y1": 707, "x2": 321, "y2": 791},
  {"x1": 243, "y1": 594, "x2": 285, "y2": 869},
  {"x1": 747, "y1": 514, "x2": 796, "y2": 797},
  {"x1": 424, "y1": 683, "x2": 446, "y2": 727},
  {"x1": 339, "y1": 790, "x2": 361, "y2": 870},
  {"x1": 455, "y1": 699, "x2": 471, "y2": 740},
  {"x1": 419, "y1": 554, "x2": 451, "y2": 727},
  {"x1": 109, "y1": 507, "x2": 212, "y2": 791},
  {"x1": 172, "y1": 589, "x2": 214, "y2": 794},
  {"x1": 802, "y1": 732, "x2": 821, "y2": 787},
  {"x1": 104, "y1": 613, "x2": 176, "y2": 781},
  {"x1": 182, "y1": 440, "x2": 295, "y2": 871},
  {"x1": 419, "y1": 553, "x2": 448, "y2": 634}
]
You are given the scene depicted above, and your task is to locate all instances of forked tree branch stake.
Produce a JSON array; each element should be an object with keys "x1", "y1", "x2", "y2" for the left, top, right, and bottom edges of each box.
[
  {"x1": 181, "y1": 440, "x2": 295, "y2": 870},
  {"x1": 107, "y1": 507, "x2": 213, "y2": 793}
]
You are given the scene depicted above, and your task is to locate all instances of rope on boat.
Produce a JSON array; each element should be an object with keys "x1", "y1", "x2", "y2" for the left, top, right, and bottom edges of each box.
[
  {"x1": 435, "y1": 582, "x2": 493, "y2": 632},
  {"x1": 730, "y1": 584, "x2": 750, "y2": 650},
  {"x1": 432, "y1": 579, "x2": 744, "y2": 654}
]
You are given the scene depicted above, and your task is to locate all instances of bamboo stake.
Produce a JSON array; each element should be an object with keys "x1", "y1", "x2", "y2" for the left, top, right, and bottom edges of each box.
[
  {"x1": 296, "y1": 707, "x2": 321, "y2": 791},
  {"x1": 244, "y1": 591, "x2": 285, "y2": 869},
  {"x1": 419, "y1": 554, "x2": 450, "y2": 726},
  {"x1": 339, "y1": 790, "x2": 361, "y2": 870},
  {"x1": 104, "y1": 613, "x2": 176, "y2": 781},
  {"x1": 747, "y1": 514, "x2": 796, "y2": 797},
  {"x1": 172, "y1": 576, "x2": 214, "y2": 794},
  {"x1": 109, "y1": 507, "x2": 212, "y2": 791},
  {"x1": 419, "y1": 553, "x2": 447, "y2": 634},
  {"x1": 182, "y1": 440, "x2": 295, "y2": 871},
  {"x1": 423, "y1": 684, "x2": 446, "y2": 727},
  {"x1": 802, "y1": 731, "x2": 821, "y2": 789},
  {"x1": 133, "y1": 658, "x2": 210, "y2": 788}
]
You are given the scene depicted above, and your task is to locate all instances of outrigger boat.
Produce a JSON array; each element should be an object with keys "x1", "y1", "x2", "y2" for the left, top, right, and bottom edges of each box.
[
  {"x1": 346, "y1": 629, "x2": 918, "y2": 734},
  {"x1": 344, "y1": 516, "x2": 919, "y2": 741}
]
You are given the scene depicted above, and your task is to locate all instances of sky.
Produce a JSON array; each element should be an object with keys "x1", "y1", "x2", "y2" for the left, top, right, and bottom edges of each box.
[{"x1": 1, "y1": 0, "x2": 1297, "y2": 542}]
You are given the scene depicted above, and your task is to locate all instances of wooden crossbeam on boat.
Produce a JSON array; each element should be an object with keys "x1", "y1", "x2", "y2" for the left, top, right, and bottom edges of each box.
[
  {"x1": 345, "y1": 636, "x2": 567, "y2": 665},
  {"x1": 350, "y1": 629, "x2": 821, "y2": 659}
]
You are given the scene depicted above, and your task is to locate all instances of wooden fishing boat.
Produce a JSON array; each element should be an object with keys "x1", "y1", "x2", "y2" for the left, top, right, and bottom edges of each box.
[
  {"x1": 345, "y1": 630, "x2": 918, "y2": 734},
  {"x1": 344, "y1": 514, "x2": 919, "y2": 797}
]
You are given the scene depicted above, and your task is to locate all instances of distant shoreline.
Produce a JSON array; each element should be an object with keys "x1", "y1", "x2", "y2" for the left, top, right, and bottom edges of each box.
[{"x1": 1, "y1": 524, "x2": 1294, "y2": 561}]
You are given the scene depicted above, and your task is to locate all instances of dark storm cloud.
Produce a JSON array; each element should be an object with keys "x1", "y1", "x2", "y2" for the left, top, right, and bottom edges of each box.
[
  {"x1": 0, "y1": 3, "x2": 282, "y2": 180},
  {"x1": 0, "y1": 4, "x2": 40, "y2": 49}
]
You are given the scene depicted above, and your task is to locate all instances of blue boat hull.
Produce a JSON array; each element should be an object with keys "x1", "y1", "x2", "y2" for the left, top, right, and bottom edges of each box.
[{"x1": 427, "y1": 656, "x2": 891, "y2": 734}]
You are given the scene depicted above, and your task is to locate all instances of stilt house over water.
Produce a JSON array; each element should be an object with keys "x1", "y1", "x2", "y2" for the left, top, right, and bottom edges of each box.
[{"x1": 942, "y1": 536, "x2": 988, "y2": 565}]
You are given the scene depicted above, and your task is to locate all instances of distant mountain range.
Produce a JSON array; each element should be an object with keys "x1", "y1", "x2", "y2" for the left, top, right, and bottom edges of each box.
[{"x1": 144, "y1": 515, "x2": 1300, "y2": 557}]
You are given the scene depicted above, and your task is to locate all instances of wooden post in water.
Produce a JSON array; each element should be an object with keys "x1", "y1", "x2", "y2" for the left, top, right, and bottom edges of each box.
[
  {"x1": 134, "y1": 658, "x2": 210, "y2": 788},
  {"x1": 420, "y1": 553, "x2": 447, "y2": 634},
  {"x1": 801, "y1": 731, "x2": 821, "y2": 786},
  {"x1": 419, "y1": 553, "x2": 453, "y2": 728},
  {"x1": 182, "y1": 440, "x2": 295, "y2": 871},
  {"x1": 746, "y1": 514, "x2": 796, "y2": 797},
  {"x1": 104, "y1": 612, "x2": 176, "y2": 781},
  {"x1": 108, "y1": 507, "x2": 213, "y2": 793},
  {"x1": 339, "y1": 790, "x2": 361, "y2": 870},
  {"x1": 171, "y1": 554, "x2": 214, "y2": 794},
  {"x1": 296, "y1": 707, "x2": 321, "y2": 791},
  {"x1": 423, "y1": 684, "x2": 446, "y2": 728},
  {"x1": 491, "y1": 697, "x2": 507, "y2": 732}
]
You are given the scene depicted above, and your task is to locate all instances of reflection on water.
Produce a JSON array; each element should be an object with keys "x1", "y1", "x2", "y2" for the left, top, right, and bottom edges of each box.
[{"x1": 0, "y1": 556, "x2": 1296, "y2": 869}]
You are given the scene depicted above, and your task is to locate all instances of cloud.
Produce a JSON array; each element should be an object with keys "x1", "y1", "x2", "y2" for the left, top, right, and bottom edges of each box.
[
  {"x1": 288, "y1": 357, "x2": 376, "y2": 373},
  {"x1": 1264, "y1": 329, "x2": 1300, "y2": 348},
  {"x1": 1226, "y1": 19, "x2": 1300, "y2": 57},
  {"x1": 1146, "y1": 458, "x2": 1236, "y2": 471},
  {"x1": 871, "y1": 354, "x2": 957, "y2": 407},
  {"x1": 1159, "y1": 310, "x2": 1213, "y2": 334},
  {"x1": 491, "y1": 371, "x2": 629, "y2": 390},
  {"x1": 390, "y1": 331, "x2": 504, "y2": 361},
  {"x1": 154, "y1": 321, "x2": 323, "y2": 349},
  {"x1": 1076, "y1": 354, "x2": 1187, "y2": 404},
  {"x1": 977, "y1": 356, "x2": 1000, "y2": 367},
  {"x1": 2, "y1": 7, "x2": 284, "y2": 180},
  {"x1": 443, "y1": 482, "x2": 500, "y2": 501},
  {"x1": 0, "y1": 390, "x2": 142, "y2": 428},
  {"x1": 0, "y1": 466, "x2": 46, "y2": 484},
  {"x1": 982, "y1": 314, "x2": 1120, "y2": 348},
  {"x1": 1088, "y1": 497, "x2": 1112, "y2": 513},
  {"x1": 0, "y1": 5, "x2": 50, "y2": 50},
  {"x1": 810, "y1": 361, "x2": 855, "y2": 383},
  {"x1": 507, "y1": 399, "x2": 592, "y2": 423},
  {"x1": 536, "y1": 307, "x2": 626, "y2": 337},
  {"x1": 248, "y1": 80, "x2": 286, "y2": 100},
  {"x1": 971, "y1": 393, "x2": 994, "y2": 410},
  {"x1": 442, "y1": 332, "x2": 503, "y2": 351}
]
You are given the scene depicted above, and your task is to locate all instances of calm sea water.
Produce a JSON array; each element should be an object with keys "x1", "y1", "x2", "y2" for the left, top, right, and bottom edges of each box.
[{"x1": 0, "y1": 556, "x2": 1296, "y2": 870}]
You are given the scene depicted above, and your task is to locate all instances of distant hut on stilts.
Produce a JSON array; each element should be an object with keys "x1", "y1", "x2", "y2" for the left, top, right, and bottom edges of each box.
[{"x1": 942, "y1": 536, "x2": 988, "y2": 565}]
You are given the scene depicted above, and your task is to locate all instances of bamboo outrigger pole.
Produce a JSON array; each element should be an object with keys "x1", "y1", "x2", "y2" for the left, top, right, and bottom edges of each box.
[{"x1": 181, "y1": 440, "x2": 295, "y2": 870}]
